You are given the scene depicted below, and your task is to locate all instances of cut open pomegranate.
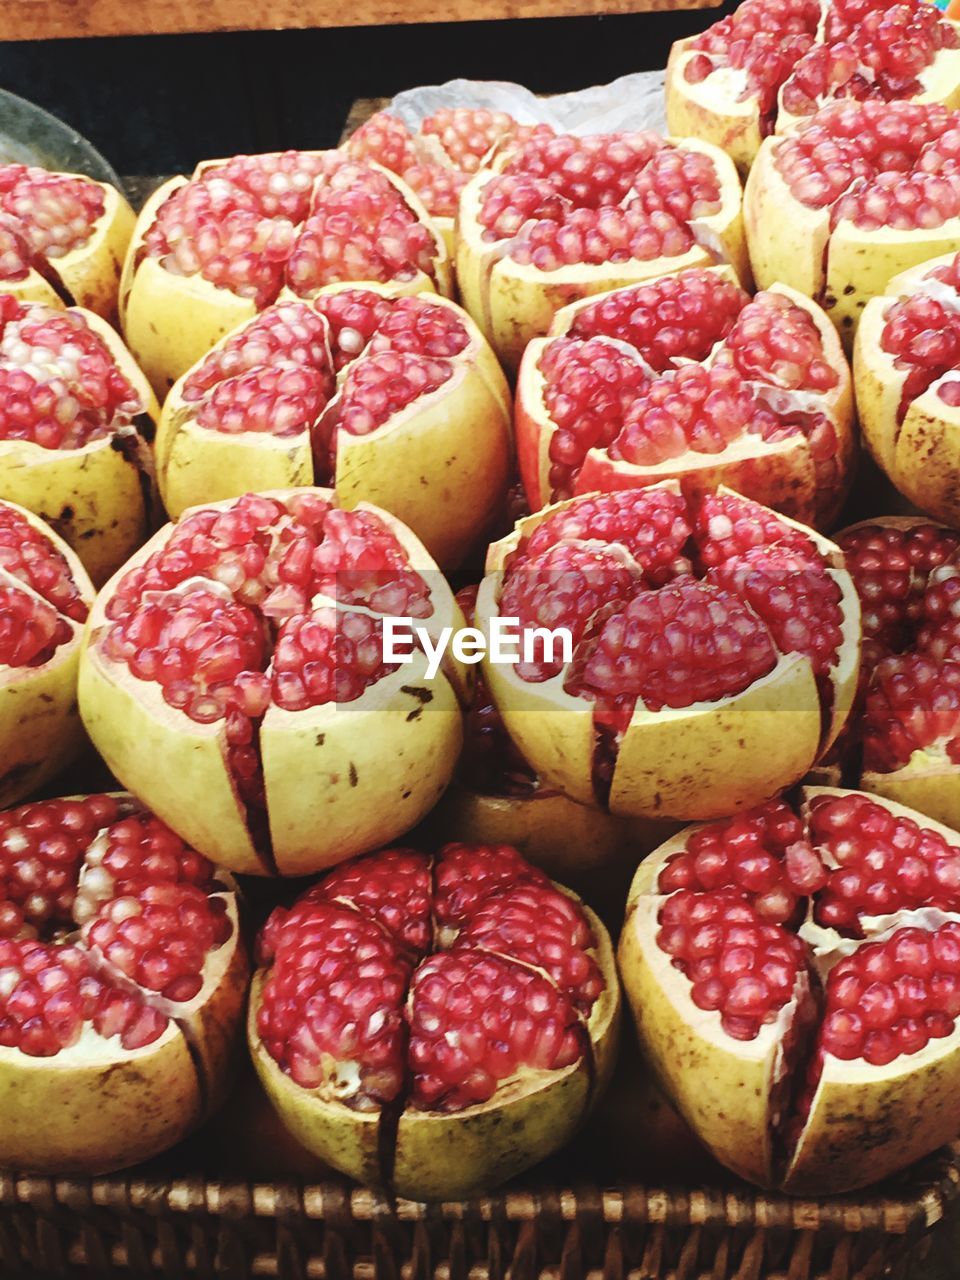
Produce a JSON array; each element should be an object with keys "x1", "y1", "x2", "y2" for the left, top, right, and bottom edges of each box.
[
  {"x1": 121, "y1": 152, "x2": 452, "y2": 394},
  {"x1": 855, "y1": 251, "x2": 960, "y2": 524},
  {"x1": 475, "y1": 483, "x2": 860, "y2": 821},
  {"x1": 345, "y1": 108, "x2": 556, "y2": 249},
  {"x1": 0, "y1": 164, "x2": 135, "y2": 321},
  {"x1": 156, "y1": 289, "x2": 511, "y2": 569},
  {"x1": 0, "y1": 791, "x2": 246, "y2": 1173},
  {"x1": 78, "y1": 489, "x2": 469, "y2": 877},
  {"x1": 667, "y1": 0, "x2": 960, "y2": 173},
  {"x1": 0, "y1": 294, "x2": 159, "y2": 584},
  {"x1": 746, "y1": 99, "x2": 960, "y2": 344},
  {"x1": 455, "y1": 130, "x2": 747, "y2": 369},
  {"x1": 515, "y1": 266, "x2": 854, "y2": 524},
  {"x1": 620, "y1": 787, "x2": 960, "y2": 1192},
  {"x1": 0, "y1": 499, "x2": 95, "y2": 806},
  {"x1": 249, "y1": 840, "x2": 619, "y2": 1199}
]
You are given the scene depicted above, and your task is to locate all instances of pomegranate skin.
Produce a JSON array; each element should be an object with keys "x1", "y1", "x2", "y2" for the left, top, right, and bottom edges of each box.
[
  {"x1": 476, "y1": 482, "x2": 861, "y2": 822},
  {"x1": 745, "y1": 101, "x2": 960, "y2": 347},
  {"x1": 515, "y1": 267, "x2": 854, "y2": 525},
  {"x1": 248, "y1": 843, "x2": 620, "y2": 1199},
  {"x1": 855, "y1": 253, "x2": 960, "y2": 527},
  {"x1": 120, "y1": 155, "x2": 452, "y2": 395},
  {"x1": 0, "y1": 500, "x2": 95, "y2": 805},
  {"x1": 456, "y1": 133, "x2": 747, "y2": 371},
  {"x1": 77, "y1": 489, "x2": 468, "y2": 877},
  {"x1": 155, "y1": 288, "x2": 512, "y2": 571},
  {"x1": 0, "y1": 165, "x2": 135, "y2": 322},
  {"x1": 619, "y1": 787, "x2": 960, "y2": 1194},
  {"x1": 0, "y1": 792, "x2": 247, "y2": 1174},
  {"x1": 0, "y1": 301, "x2": 159, "y2": 586}
]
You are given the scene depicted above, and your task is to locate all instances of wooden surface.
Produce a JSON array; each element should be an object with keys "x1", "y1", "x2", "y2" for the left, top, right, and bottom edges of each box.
[{"x1": 1, "y1": 0, "x2": 722, "y2": 41}]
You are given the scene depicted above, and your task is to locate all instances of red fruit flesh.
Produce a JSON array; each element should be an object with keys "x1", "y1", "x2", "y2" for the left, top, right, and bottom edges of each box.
[
  {"x1": 0, "y1": 223, "x2": 33, "y2": 283},
  {"x1": 0, "y1": 588, "x2": 71, "y2": 668},
  {"x1": 0, "y1": 795, "x2": 232, "y2": 1055},
  {"x1": 330, "y1": 350, "x2": 453, "y2": 439},
  {"x1": 346, "y1": 114, "x2": 420, "y2": 176},
  {"x1": 258, "y1": 842, "x2": 602, "y2": 1114},
  {"x1": 422, "y1": 108, "x2": 552, "y2": 174},
  {"x1": 0, "y1": 165, "x2": 105, "y2": 261},
  {"x1": 271, "y1": 607, "x2": 399, "y2": 711},
  {"x1": 880, "y1": 255, "x2": 960, "y2": 417},
  {"x1": 693, "y1": 491, "x2": 818, "y2": 566},
  {"x1": 477, "y1": 133, "x2": 720, "y2": 269},
  {"x1": 0, "y1": 506, "x2": 87, "y2": 623},
  {"x1": 0, "y1": 297, "x2": 142, "y2": 450}
]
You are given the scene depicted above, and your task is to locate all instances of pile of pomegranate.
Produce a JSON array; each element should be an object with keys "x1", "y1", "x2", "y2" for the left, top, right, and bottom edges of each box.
[
  {"x1": 621, "y1": 787, "x2": 960, "y2": 1192},
  {"x1": 515, "y1": 266, "x2": 853, "y2": 524},
  {"x1": 667, "y1": 0, "x2": 960, "y2": 172},
  {"x1": 156, "y1": 289, "x2": 511, "y2": 568},
  {"x1": 0, "y1": 792, "x2": 246, "y2": 1172},
  {"x1": 476, "y1": 484, "x2": 860, "y2": 821},
  {"x1": 249, "y1": 840, "x2": 619, "y2": 1199},
  {"x1": 0, "y1": 163, "x2": 134, "y2": 319},
  {"x1": 121, "y1": 152, "x2": 451, "y2": 393}
]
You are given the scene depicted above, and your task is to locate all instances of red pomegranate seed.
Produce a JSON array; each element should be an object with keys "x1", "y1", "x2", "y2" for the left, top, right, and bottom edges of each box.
[
  {"x1": 0, "y1": 587, "x2": 71, "y2": 668},
  {"x1": 693, "y1": 492, "x2": 816, "y2": 568},
  {"x1": 271, "y1": 606, "x2": 398, "y2": 711},
  {"x1": 0, "y1": 165, "x2": 105, "y2": 260},
  {"x1": 0, "y1": 504, "x2": 87, "y2": 621},
  {"x1": 345, "y1": 113, "x2": 420, "y2": 175},
  {"x1": 433, "y1": 842, "x2": 550, "y2": 925},
  {"x1": 297, "y1": 847, "x2": 433, "y2": 955}
]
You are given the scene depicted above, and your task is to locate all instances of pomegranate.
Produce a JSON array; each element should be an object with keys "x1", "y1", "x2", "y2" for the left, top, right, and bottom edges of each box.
[
  {"x1": 855, "y1": 251, "x2": 960, "y2": 523},
  {"x1": 120, "y1": 152, "x2": 452, "y2": 394},
  {"x1": 426, "y1": 585, "x2": 676, "y2": 905},
  {"x1": 345, "y1": 108, "x2": 555, "y2": 252},
  {"x1": 745, "y1": 99, "x2": 960, "y2": 344},
  {"x1": 155, "y1": 288, "x2": 511, "y2": 569},
  {"x1": 456, "y1": 130, "x2": 748, "y2": 370},
  {"x1": 474, "y1": 483, "x2": 860, "y2": 820},
  {"x1": 667, "y1": 0, "x2": 960, "y2": 173},
  {"x1": 248, "y1": 841, "x2": 619, "y2": 1199},
  {"x1": 78, "y1": 489, "x2": 469, "y2": 877},
  {"x1": 0, "y1": 791, "x2": 246, "y2": 1172},
  {"x1": 0, "y1": 499, "x2": 95, "y2": 805},
  {"x1": 620, "y1": 786, "x2": 960, "y2": 1192},
  {"x1": 515, "y1": 266, "x2": 854, "y2": 524},
  {"x1": 0, "y1": 164, "x2": 134, "y2": 321},
  {"x1": 0, "y1": 294, "x2": 159, "y2": 585}
]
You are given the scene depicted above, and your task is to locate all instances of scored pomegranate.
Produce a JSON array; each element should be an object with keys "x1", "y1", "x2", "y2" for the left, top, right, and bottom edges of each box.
[
  {"x1": 120, "y1": 151, "x2": 452, "y2": 394},
  {"x1": 0, "y1": 499, "x2": 95, "y2": 805},
  {"x1": 0, "y1": 791, "x2": 246, "y2": 1172},
  {"x1": 249, "y1": 840, "x2": 620, "y2": 1199},
  {"x1": 0, "y1": 293, "x2": 159, "y2": 585},
  {"x1": 155, "y1": 288, "x2": 511, "y2": 569},
  {"x1": 620, "y1": 787, "x2": 960, "y2": 1193},
  {"x1": 456, "y1": 130, "x2": 747, "y2": 370},
  {"x1": 475, "y1": 483, "x2": 860, "y2": 821},
  {"x1": 515, "y1": 266, "x2": 854, "y2": 524},
  {"x1": 855, "y1": 251, "x2": 960, "y2": 523},
  {"x1": 78, "y1": 489, "x2": 468, "y2": 877},
  {"x1": 745, "y1": 99, "x2": 960, "y2": 345},
  {"x1": 0, "y1": 164, "x2": 135, "y2": 321},
  {"x1": 345, "y1": 107, "x2": 555, "y2": 251},
  {"x1": 667, "y1": 0, "x2": 960, "y2": 173}
]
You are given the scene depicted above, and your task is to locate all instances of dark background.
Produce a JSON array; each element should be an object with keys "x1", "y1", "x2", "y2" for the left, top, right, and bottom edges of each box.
[{"x1": 0, "y1": 4, "x2": 734, "y2": 176}]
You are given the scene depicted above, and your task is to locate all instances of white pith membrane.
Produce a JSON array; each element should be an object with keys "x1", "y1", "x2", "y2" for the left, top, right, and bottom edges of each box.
[
  {"x1": 79, "y1": 489, "x2": 468, "y2": 877},
  {"x1": 666, "y1": 0, "x2": 960, "y2": 169},
  {"x1": 744, "y1": 100, "x2": 960, "y2": 343},
  {"x1": 249, "y1": 842, "x2": 620, "y2": 1195},
  {"x1": 475, "y1": 481, "x2": 860, "y2": 822},
  {"x1": 515, "y1": 266, "x2": 854, "y2": 524},
  {"x1": 0, "y1": 790, "x2": 244, "y2": 1170},
  {"x1": 455, "y1": 131, "x2": 747, "y2": 367},
  {"x1": 620, "y1": 786, "x2": 960, "y2": 1193}
]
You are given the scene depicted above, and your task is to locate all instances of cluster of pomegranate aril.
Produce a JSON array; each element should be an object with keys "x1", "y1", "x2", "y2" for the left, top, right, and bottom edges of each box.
[
  {"x1": 0, "y1": 795, "x2": 233, "y2": 1056},
  {"x1": 142, "y1": 152, "x2": 442, "y2": 307},
  {"x1": 0, "y1": 295, "x2": 142, "y2": 450},
  {"x1": 257, "y1": 842, "x2": 602, "y2": 1113},
  {"x1": 879, "y1": 253, "x2": 960, "y2": 417},
  {"x1": 775, "y1": 101, "x2": 960, "y2": 227},
  {"x1": 345, "y1": 108, "x2": 554, "y2": 221},
  {"x1": 0, "y1": 164, "x2": 105, "y2": 263},
  {"x1": 835, "y1": 521, "x2": 960, "y2": 775},
  {"x1": 475, "y1": 133, "x2": 721, "y2": 270},
  {"x1": 531, "y1": 270, "x2": 843, "y2": 506},
  {"x1": 0, "y1": 505, "x2": 88, "y2": 622}
]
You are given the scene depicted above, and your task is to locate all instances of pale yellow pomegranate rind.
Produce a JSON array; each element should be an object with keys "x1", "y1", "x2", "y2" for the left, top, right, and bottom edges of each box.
[
  {"x1": 0, "y1": 272, "x2": 65, "y2": 311},
  {"x1": 664, "y1": 39, "x2": 765, "y2": 174}
]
